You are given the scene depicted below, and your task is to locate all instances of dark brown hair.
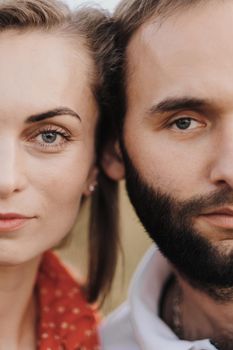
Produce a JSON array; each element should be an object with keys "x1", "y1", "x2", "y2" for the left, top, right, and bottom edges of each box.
[
  {"x1": 113, "y1": 0, "x2": 205, "y2": 130},
  {"x1": 0, "y1": 0, "x2": 120, "y2": 303}
]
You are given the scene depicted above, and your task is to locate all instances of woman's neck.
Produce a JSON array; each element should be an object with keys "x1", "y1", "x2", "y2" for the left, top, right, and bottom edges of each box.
[{"x1": 0, "y1": 255, "x2": 41, "y2": 350}]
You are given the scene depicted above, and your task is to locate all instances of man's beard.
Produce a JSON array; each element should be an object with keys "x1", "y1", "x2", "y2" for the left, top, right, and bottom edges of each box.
[{"x1": 121, "y1": 144, "x2": 233, "y2": 301}]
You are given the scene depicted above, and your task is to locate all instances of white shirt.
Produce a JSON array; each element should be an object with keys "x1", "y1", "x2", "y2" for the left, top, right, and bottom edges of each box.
[{"x1": 100, "y1": 245, "x2": 218, "y2": 350}]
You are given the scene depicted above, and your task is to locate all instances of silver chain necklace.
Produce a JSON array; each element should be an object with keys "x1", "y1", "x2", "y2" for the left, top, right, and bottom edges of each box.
[{"x1": 171, "y1": 280, "x2": 221, "y2": 350}]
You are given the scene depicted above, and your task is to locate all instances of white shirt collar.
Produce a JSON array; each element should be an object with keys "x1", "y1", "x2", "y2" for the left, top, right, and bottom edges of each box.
[{"x1": 127, "y1": 245, "x2": 218, "y2": 350}]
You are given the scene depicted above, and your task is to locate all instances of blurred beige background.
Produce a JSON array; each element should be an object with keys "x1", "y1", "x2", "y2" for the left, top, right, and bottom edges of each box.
[{"x1": 58, "y1": 181, "x2": 152, "y2": 314}]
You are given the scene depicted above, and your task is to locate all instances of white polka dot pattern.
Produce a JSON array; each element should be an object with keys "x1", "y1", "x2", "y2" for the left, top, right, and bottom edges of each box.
[{"x1": 36, "y1": 251, "x2": 99, "y2": 350}]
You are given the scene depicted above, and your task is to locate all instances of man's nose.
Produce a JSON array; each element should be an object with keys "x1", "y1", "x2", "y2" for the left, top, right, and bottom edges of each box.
[
  {"x1": 209, "y1": 126, "x2": 233, "y2": 189},
  {"x1": 0, "y1": 138, "x2": 26, "y2": 198}
]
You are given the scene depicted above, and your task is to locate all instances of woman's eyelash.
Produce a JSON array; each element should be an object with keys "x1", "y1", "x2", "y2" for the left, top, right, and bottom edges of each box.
[
  {"x1": 25, "y1": 125, "x2": 74, "y2": 152},
  {"x1": 34, "y1": 126, "x2": 71, "y2": 140}
]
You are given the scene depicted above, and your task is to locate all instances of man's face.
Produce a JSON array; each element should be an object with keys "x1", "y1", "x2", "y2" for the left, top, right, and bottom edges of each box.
[{"x1": 121, "y1": 1, "x2": 233, "y2": 297}]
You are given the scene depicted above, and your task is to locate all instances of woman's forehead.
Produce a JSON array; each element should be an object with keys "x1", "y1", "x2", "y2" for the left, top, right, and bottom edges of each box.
[{"x1": 0, "y1": 30, "x2": 98, "y2": 124}]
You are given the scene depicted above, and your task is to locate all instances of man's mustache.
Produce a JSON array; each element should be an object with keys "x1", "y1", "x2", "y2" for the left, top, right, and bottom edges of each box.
[{"x1": 179, "y1": 187, "x2": 233, "y2": 218}]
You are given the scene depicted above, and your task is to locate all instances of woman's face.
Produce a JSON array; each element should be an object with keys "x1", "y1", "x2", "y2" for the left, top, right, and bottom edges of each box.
[{"x1": 0, "y1": 30, "x2": 98, "y2": 265}]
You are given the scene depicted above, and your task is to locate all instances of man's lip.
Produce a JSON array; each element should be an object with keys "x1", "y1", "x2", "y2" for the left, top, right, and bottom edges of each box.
[
  {"x1": 201, "y1": 207, "x2": 233, "y2": 216},
  {"x1": 199, "y1": 207, "x2": 233, "y2": 229}
]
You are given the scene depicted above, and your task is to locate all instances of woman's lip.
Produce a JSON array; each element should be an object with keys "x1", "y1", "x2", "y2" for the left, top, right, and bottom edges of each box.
[
  {"x1": 0, "y1": 215, "x2": 34, "y2": 233},
  {"x1": 0, "y1": 213, "x2": 30, "y2": 219}
]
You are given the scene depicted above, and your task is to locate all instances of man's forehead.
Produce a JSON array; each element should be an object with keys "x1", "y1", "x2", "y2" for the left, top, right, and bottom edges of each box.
[
  {"x1": 125, "y1": 1, "x2": 233, "y2": 109},
  {"x1": 127, "y1": 1, "x2": 233, "y2": 61}
]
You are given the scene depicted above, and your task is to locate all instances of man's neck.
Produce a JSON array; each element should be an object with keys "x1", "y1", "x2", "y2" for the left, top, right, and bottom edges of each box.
[
  {"x1": 0, "y1": 255, "x2": 41, "y2": 350},
  {"x1": 171, "y1": 274, "x2": 233, "y2": 350},
  {"x1": 178, "y1": 277, "x2": 233, "y2": 350}
]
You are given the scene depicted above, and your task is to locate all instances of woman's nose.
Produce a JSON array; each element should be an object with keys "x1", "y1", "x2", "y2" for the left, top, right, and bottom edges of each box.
[{"x1": 0, "y1": 138, "x2": 26, "y2": 198}]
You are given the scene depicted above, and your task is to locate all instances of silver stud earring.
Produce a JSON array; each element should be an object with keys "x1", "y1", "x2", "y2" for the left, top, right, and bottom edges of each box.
[{"x1": 89, "y1": 184, "x2": 96, "y2": 193}]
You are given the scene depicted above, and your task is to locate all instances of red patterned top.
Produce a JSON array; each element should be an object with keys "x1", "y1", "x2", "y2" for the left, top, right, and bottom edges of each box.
[{"x1": 36, "y1": 251, "x2": 100, "y2": 350}]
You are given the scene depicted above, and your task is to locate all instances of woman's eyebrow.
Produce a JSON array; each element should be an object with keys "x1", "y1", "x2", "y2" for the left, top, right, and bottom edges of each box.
[{"x1": 26, "y1": 107, "x2": 81, "y2": 123}]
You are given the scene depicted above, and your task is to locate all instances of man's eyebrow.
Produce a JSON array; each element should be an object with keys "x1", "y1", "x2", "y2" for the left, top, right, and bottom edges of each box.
[
  {"x1": 147, "y1": 97, "x2": 210, "y2": 115},
  {"x1": 26, "y1": 107, "x2": 81, "y2": 123}
]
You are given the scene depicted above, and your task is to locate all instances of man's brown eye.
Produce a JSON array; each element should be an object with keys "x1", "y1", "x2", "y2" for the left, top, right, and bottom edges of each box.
[{"x1": 174, "y1": 118, "x2": 191, "y2": 130}]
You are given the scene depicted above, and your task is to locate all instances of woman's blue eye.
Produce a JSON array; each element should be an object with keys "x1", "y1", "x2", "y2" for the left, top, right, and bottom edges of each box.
[
  {"x1": 174, "y1": 118, "x2": 191, "y2": 130},
  {"x1": 27, "y1": 126, "x2": 71, "y2": 152},
  {"x1": 41, "y1": 131, "x2": 58, "y2": 144}
]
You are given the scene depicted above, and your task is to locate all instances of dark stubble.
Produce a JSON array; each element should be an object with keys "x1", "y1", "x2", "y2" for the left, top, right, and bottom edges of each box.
[{"x1": 122, "y1": 143, "x2": 233, "y2": 301}]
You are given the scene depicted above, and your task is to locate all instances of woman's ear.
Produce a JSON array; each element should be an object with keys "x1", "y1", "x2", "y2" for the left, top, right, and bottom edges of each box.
[
  {"x1": 83, "y1": 166, "x2": 99, "y2": 197},
  {"x1": 101, "y1": 141, "x2": 125, "y2": 181}
]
